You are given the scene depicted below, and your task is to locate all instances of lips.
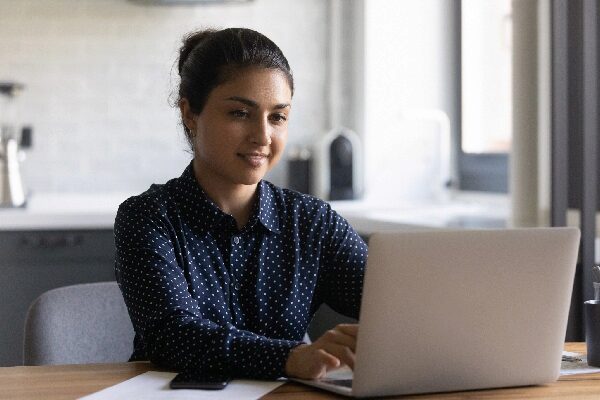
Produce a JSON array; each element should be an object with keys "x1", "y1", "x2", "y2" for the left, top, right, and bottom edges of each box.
[{"x1": 238, "y1": 152, "x2": 270, "y2": 167}]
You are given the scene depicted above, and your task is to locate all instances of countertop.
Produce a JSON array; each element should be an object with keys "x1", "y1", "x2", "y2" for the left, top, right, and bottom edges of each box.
[
  {"x1": 0, "y1": 193, "x2": 133, "y2": 231},
  {"x1": 330, "y1": 193, "x2": 509, "y2": 233},
  {"x1": 0, "y1": 192, "x2": 509, "y2": 233}
]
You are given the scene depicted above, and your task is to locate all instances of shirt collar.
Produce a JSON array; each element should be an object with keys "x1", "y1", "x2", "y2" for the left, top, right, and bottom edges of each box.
[
  {"x1": 256, "y1": 181, "x2": 281, "y2": 234},
  {"x1": 175, "y1": 161, "x2": 280, "y2": 234}
]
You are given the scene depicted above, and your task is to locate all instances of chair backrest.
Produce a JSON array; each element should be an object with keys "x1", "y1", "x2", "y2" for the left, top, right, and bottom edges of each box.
[{"x1": 23, "y1": 281, "x2": 134, "y2": 365}]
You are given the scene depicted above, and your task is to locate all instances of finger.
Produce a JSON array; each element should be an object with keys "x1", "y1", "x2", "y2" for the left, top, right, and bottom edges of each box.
[
  {"x1": 316, "y1": 348, "x2": 341, "y2": 369},
  {"x1": 321, "y1": 343, "x2": 356, "y2": 370},
  {"x1": 336, "y1": 324, "x2": 359, "y2": 338},
  {"x1": 320, "y1": 328, "x2": 357, "y2": 352},
  {"x1": 304, "y1": 350, "x2": 338, "y2": 380},
  {"x1": 288, "y1": 346, "x2": 340, "y2": 380}
]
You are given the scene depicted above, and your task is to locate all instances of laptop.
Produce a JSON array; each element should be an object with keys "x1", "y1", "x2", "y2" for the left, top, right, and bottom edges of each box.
[{"x1": 294, "y1": 227, "x2": 580, "y2": 397}]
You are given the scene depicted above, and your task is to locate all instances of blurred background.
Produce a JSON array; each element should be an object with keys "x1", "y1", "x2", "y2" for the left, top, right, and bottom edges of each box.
[{"x1": 0, "y1": 0, "x2": 511, "y2": 203}]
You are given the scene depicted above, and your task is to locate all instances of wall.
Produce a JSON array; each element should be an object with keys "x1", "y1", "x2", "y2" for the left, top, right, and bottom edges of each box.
[
  {"x1": 0, "y1": 0, "x2": 328, "y2": 194},
  {"x1": 362, "y1": 0, "x2": 457, "y2": 203}
]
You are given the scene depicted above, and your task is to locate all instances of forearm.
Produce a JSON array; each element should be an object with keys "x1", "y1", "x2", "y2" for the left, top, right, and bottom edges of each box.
[{"x1": 144, "y1": 312, "x2": 303, "y2": 379}]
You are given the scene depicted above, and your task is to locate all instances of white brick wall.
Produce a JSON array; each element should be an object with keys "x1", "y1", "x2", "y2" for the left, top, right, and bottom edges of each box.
[{"x1": 0, "y1": 0, "x2": 328, "y2": 194}]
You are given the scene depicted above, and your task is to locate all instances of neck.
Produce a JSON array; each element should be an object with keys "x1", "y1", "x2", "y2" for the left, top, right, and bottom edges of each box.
[{"x1": 192, "y1": 161, "x2": 258, "y2": 230}]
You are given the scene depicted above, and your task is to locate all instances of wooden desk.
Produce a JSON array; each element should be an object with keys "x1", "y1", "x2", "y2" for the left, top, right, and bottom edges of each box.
[{"x1": 1, "y1": 343, "x2": 598, "y2": 400}]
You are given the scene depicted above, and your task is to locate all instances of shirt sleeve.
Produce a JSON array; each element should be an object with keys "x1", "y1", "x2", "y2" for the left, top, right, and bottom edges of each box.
[
  {"x1": 114, "y1": 198, "x2": 303, "y2": 379},
  {"x1": 316, "y1": 205, "x2": 368, "y2": 319}
]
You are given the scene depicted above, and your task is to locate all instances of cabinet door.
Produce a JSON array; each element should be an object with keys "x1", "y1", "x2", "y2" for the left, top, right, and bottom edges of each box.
[{"x1": 0, "y1": 230, "x2": 116, "y2": 366}]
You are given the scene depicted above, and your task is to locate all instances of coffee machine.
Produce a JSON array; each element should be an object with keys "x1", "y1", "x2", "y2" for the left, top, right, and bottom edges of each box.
[
  {"x1": 312, "y1": 127, "x2": 362, "y2": 201},
  {"x1": 0, "y1": 82, "x2": 30, "y2": 208}
]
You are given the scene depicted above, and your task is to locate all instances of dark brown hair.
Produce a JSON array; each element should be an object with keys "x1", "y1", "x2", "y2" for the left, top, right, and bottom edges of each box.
[{"x1": 176, "y1": 28, "x2": 294, "y2": 145}]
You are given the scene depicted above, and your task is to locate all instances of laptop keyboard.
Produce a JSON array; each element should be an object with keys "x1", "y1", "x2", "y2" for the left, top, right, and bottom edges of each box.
[{"x1": 321, "y1": 378, "x2": 353, "y2": 388}]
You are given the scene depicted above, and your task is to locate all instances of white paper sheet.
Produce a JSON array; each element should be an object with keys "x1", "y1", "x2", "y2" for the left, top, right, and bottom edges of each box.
[
  {"x1": 560, "y1": 351, "x2": 600, "y2": 376},
  {"x1": 78, "y1": 371, "x2": 285, "y2": 400}
]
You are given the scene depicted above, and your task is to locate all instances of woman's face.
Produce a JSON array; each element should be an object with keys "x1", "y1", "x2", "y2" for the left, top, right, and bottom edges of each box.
[{"x1": 183, "y1": 67, "x2": 292, "y2": 189}]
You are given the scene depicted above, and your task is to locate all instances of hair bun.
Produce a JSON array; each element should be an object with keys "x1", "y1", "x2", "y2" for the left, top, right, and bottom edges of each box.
[{"x1": 178, "y1": 29, "x2": 216, "y2": 75}]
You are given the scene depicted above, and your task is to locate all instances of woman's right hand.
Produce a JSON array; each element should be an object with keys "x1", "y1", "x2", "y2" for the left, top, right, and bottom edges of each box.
[{"x1": 284, "y1": 324, "x2": 358, "y2": 379}]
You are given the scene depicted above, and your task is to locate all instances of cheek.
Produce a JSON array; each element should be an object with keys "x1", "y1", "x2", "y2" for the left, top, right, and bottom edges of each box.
[{"x1": 193, "y1": 122, "x2": 239, "y2": 155}]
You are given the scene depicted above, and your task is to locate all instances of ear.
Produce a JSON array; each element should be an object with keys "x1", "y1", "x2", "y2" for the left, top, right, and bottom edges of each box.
[{"x1": 179, "y1": 98, "x2": 197, "y2": 132}]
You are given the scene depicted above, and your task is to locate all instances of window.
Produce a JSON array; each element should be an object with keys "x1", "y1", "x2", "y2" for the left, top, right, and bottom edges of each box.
[
  {"x1": 358, "y1": 1, "x2": 511, "y2": 198},
  {"x1": 458, "y1": 0, "x2": 512, "y2": 192}
]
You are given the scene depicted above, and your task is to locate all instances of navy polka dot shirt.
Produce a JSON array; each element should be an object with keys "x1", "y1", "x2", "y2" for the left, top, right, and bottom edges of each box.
[{"x1": 114, "y1": 162, "x2": 367, "y2": 379}]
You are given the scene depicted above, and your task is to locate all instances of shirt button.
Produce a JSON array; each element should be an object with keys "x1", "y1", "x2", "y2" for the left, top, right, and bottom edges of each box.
[
  {"x1": 233, "y1": 236, "x2": 240, "y2": 245},
  {"x1": 234, "y1": 283, "x2": 240, "y2": 290}
]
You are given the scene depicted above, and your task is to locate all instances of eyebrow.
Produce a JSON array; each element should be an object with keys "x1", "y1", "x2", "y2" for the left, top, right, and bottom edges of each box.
[{"x1": 225, "y1": 96, "x2": 290, "y2": 110}]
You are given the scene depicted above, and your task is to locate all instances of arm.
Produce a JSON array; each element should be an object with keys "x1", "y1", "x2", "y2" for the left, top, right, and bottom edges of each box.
[
  {"x1": 316, "y1": 206, "x2": 367, "y2": 318},
  {"x1": 286, "y1": 205, "x2": 367, "y2": 379},
  {"x1": 114, "y1": 199, "x2": 302, "y2": 379}
]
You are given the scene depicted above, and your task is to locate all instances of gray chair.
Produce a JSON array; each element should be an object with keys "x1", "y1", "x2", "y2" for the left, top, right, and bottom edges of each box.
[{"x1": 23, "y1": 281, "x2": 135, "y2": 365}]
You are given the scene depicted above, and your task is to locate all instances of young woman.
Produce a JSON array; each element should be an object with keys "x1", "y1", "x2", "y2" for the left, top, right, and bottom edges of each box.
[{"x1": 114, "y1": 27, "x2": 367, "y2": 380}]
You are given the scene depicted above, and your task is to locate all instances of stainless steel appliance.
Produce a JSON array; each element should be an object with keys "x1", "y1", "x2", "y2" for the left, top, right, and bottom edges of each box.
[{"x1": 0, "y1": 82, "x2": 29, "y2": 208}]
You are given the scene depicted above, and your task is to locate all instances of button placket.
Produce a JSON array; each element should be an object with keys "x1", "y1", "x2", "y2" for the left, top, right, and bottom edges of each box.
[{"x1": 230, "y1": 235, "x2": 242, "y2": 291}]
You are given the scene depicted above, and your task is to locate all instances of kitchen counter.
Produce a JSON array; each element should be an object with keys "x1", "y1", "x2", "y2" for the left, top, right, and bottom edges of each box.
[
  {"x1": 0, "y1": 192, "x2": 509, "y2": 233},
  {"x1": 0, "y1": 193, "x2": 134, "y2": 231},
  {"x1": 330, "y1": 193, "x2": 509, "y2": 234}
]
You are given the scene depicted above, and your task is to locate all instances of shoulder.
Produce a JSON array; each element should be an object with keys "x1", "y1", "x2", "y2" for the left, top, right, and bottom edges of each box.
[
  {"x1": 262, "y1": 180, "x2": 333, "y2": 216},
  {"x1": 115, "y1": 177, "x2": 180, "y2": 227},
  {"x1": 261, "y1": 181, "x2": 345, "y2": 233},
  {"x1": 118, "y1": 185, "x2": 165, "y2": 217}
]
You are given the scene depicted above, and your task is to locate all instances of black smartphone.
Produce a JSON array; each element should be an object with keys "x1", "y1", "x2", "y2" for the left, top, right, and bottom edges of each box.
[{"x1": 170, "y1": 371, "x2": 230, "y2": 390}]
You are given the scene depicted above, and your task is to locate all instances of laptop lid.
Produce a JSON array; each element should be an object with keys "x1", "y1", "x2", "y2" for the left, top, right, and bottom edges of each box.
[{"x1": 346, "y1": 227, "x2": 579, "y2": 397}]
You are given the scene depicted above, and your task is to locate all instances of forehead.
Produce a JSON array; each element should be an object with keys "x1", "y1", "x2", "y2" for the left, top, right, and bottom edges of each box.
[{"x1": 213, "y1": 67, "x2": 292, "y2": 103}]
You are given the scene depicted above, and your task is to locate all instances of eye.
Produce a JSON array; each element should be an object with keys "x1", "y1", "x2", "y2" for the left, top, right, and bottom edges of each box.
[
  {"x1": 230, "y1": 110, "x2": 250, "y2": 119},
  {"x1": 270, "y1": 113, "x2": 288, "y2": 123}
]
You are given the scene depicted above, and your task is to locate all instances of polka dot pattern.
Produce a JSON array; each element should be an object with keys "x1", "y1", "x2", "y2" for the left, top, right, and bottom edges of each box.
[{"x1": 114, "y1": 162, "x2": 367, "y2": 379}]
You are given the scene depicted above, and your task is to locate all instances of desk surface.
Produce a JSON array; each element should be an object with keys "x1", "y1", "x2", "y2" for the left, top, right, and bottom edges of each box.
[{"x1": 1, "y1": 343, "x2": 598, "y2": 400}]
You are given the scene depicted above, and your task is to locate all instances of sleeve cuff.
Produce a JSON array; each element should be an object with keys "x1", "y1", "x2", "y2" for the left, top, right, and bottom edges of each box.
[{"x1": 230, "y1": 333, "x2": 305, "y2": 379}]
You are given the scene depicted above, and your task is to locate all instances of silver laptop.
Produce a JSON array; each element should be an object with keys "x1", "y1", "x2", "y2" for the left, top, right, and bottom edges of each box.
[{"x1": 294, "y1": 228, "x2": 580, "y2": 397}]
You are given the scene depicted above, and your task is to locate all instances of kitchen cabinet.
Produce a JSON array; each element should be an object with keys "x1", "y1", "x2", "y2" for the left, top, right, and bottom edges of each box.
[{"x1": 0, "y1": 230, "x2": 116, "y2": 366}]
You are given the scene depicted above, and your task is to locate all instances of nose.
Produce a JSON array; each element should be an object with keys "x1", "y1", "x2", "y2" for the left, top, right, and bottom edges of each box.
[{"x1": 250, "y1": 117, "x2": 272, "y2": 146}]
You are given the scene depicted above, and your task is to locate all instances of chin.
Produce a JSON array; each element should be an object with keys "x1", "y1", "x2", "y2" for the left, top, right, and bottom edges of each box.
[{"x1": 235, "y1": 172, "x2": 266, "y2": 186}]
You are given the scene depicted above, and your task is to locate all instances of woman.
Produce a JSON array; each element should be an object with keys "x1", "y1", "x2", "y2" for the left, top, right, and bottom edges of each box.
[{"x1": 114, "y1": 27, "x2": 367, "y2": 380}]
